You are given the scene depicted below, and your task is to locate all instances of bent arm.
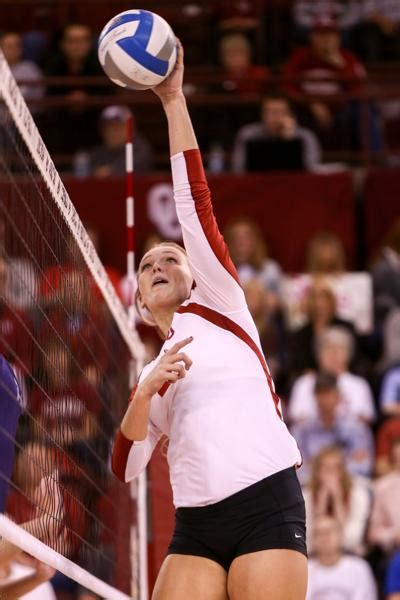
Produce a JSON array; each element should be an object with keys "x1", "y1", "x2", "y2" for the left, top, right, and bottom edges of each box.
[
  {"x1": 112, "y1": 422, "x2": 161, "y2": 482},
  {"x1": 111, "y1": 381, "x2": 161, "y2": 482}
]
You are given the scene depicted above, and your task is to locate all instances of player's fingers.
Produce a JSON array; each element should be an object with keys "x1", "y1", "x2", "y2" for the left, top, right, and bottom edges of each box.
[
  {"x1": 166, "y1": 363, "x2": 186, "y2": 379},
  {"x1": 166, "y1": 370, "x2": 179, "y2": 383},
  {"x1": 175, "y1": 38, "x2": 184, "y2": 63},
  {"x1": 164, "y1": 336, "x2": 193, "y2": 355},
  {"x1": 167, "y1": 352, "x2": 192, "y2": 370}
]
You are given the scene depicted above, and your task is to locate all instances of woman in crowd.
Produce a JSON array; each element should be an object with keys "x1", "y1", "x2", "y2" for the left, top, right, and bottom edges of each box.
[{"x1": 303, "y1": 445, "x2": 371, "y2": 556}]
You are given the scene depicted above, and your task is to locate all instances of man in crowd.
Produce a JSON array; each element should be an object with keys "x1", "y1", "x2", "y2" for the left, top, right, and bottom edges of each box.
[
  {"x1": 291, "y1": 371, "x2": 374, "y2": 483},
  {"x1": 232, "y1": 92, "x2": 322, "y2": 172}
]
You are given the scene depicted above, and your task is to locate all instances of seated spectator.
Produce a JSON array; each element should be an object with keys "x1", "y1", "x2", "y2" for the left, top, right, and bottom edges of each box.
[
  {"x1": 371, "y1": 219, "x2": 400, "y2": 332},
  {"x1": 289, "y1": 327, "x2": 376, "y2": 424},
  {"x1": 243, "y1": 277, "x2": 288, "y2": 387},
  {"x1": 306, "y1": 231, "x2": 346, "y2": 276},
  {"x1": 29, "y1": 341, "x2": 99, "y2": 445},
  {"x1": 375, "y1": 419, "x2": 400, "y2": 476},
  {"x1": 303, "y1": 446, "x2": 371, "y2": 555},
  {"x1": 39, "y1": 268, "x2": 110, "y2": 383},
  {"x1": 86, "y1": 105, "x2": 154, "y2": 177},
  {"x1": 369, "y1": 437, "x2": 400, "y2": 553},
  {"x1": 307, "y1": 515, "x2": 378, "y2": 599},
  {"x1": 289, "y1": 280, "x2": 356, "y2": 377},
  {"x1": 291, "y1": 371, "x2": 374, "y2": 483},
  {"x1": 284, "y1": 231, "x2": 373, "y2": 335},
  {"x1": 283, "y1": 16, "x2": 368, "y2": 151},
  {"x1": 224, "y1": 217, "x2": 282, "y2": 308},
  {"x1": 386, "y1": 551, "x2": 400, "y2": 600},
  {"x1": 218, "y1": 32, "x2": 269, "y2": 94},
  {"x1": 231, "y1": 92, "x2": 322, "y2": 172},
  {"x1": 359, "y1": 0, "x2": 400, "y2": 62},
  {"x1": 44, "y1": 23, "x2": 107, "y2": 155},
  {"x1": 0, "y1": 31, "x2": 45, "y2": 105},
  {"x1": 292, "y1": 1, "x2": 364, "y2": 47}
]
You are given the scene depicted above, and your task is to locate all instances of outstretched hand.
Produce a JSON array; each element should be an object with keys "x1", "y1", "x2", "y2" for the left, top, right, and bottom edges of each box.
[{"x1": 152, "y1": 40, "x2": 184, "y2": 104}]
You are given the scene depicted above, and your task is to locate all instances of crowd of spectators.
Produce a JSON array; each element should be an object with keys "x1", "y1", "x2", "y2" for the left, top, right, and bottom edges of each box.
[
  {"x1": 219, "y1": 215, "x2": 400, "y2": 598},
  {"x1": 0, "y1": 2, "x2": 400, "y2": 598},
  {"x1": 0, "y1": 220, "x2": 131, "y2": 599},
  {"x1": 1, "y1": 0, "x2": 399, "y2": 170},
  {"x1": 110, "y1": 213, "x2": 400, "y2": 598}
]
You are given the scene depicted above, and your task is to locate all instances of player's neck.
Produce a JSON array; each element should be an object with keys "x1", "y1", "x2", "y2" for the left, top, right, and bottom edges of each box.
[{"x1": 153, "y1": 308, "x2": 175, "y2": 339}]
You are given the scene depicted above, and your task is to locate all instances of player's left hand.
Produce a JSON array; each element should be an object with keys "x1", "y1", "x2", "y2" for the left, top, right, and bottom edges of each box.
[{"x1": 152, "y1": 41, "x2": 184, "y2": 104}]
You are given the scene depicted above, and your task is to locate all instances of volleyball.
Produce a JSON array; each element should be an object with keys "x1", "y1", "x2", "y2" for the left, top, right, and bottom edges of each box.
[{"x1": 98, "y1": 9, "x2": 177, "y2": 90}]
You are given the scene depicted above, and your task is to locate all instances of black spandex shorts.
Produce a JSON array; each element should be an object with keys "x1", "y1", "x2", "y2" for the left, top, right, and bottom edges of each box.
[{"x1": 167, "y1": 466, "x2": 307, "y2": 572}]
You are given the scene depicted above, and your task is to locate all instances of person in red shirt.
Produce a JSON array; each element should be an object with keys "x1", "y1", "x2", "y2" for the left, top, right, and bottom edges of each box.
[
  {"x1": 282, "y1": 16, "x2": 370, "y2": 151},
  {"x1": 375, "y1": 418, "x2": 400, "y2": 476}
]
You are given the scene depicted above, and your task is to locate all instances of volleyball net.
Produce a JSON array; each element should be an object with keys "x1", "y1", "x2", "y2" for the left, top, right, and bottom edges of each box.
[{"x1": 0, "y1": 49, "x2": 147, "y2": 599}]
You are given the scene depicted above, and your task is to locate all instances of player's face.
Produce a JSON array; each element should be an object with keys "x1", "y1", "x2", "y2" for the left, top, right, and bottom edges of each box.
[{"x1": 138, "y1": 246, "x2": 193, "y2": 314}]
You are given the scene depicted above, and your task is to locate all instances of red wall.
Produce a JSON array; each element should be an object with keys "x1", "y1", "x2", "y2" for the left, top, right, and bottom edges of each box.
[{"x1": 65, "y1": 170, "x2": 356, "y2": 274}]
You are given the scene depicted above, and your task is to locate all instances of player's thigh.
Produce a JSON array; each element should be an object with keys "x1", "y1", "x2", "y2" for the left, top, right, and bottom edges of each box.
[
  {"x1": 152, "y1": 554, "x2": 228, "y2": 600},
  {"x1": 227, "y1": 549, "x2": 308, "y2": 600}
]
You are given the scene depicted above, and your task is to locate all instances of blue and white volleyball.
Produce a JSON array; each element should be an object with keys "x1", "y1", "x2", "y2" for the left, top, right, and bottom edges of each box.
[{"x1": 98, "y1": 10, "x2": 177, "y2": 90}]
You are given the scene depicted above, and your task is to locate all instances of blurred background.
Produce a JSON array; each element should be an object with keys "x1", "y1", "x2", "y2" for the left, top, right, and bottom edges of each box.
[{"x1": 1, "y1": 1, "x2": 400, "y2": 599}]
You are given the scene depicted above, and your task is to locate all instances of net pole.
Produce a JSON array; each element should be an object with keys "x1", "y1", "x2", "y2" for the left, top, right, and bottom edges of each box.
[
  {"x1": 126, "y1": 114, "x2": 136, "y2": 326},
  {"x1": 126, "y1": 115, "x2": 149, "y2": 600}
]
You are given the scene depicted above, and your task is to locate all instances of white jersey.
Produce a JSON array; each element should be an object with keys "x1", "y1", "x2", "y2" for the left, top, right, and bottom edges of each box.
[
  {"x1": 307, "y1": 556, "x2": 378, "y2": 600},
  {"x1": 112, "y1": 149, "x2": 301, "y2": 507}
]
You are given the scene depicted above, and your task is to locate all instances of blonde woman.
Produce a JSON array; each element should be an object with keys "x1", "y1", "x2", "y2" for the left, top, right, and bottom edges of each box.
[
  {"x1": 303, "y1": 445, "x2": 371, "y2": 556},
  {"x1": 112, "y1": 45, "x2": 307, "y2": 600}
]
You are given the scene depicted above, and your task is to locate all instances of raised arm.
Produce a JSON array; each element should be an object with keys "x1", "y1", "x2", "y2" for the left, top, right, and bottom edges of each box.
[{"x1": 153, "y1": 45, "x2": 246, "y2": 313}]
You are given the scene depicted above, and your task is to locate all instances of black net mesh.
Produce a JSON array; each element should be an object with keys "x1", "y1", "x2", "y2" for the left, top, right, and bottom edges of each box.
[{"x1": 0, "y1": 67, "x2": 139, "y2": 597}]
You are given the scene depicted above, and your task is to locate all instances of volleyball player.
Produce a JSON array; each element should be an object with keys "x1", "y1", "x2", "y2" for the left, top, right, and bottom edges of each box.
[{"x1": 112, "y1": 44, "x2": 308, "y2": 600}]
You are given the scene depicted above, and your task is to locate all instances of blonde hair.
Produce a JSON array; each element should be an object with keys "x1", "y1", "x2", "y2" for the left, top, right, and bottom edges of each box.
[
  {"x1": 135, "y1": 241, "x2": 189, "y2": 332},
  {"x1": 305, "y1": 280, "x2": 337, "y2": 320},
  {"x1": 306, "y1": 232, "x2": 345, "y2": 274},
  {"x1": 224, "y1": 217, "x2": 268, "y2": 270},
  {"x1": 310, "y1": 445, "x2": 352, "y2": 502}
]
